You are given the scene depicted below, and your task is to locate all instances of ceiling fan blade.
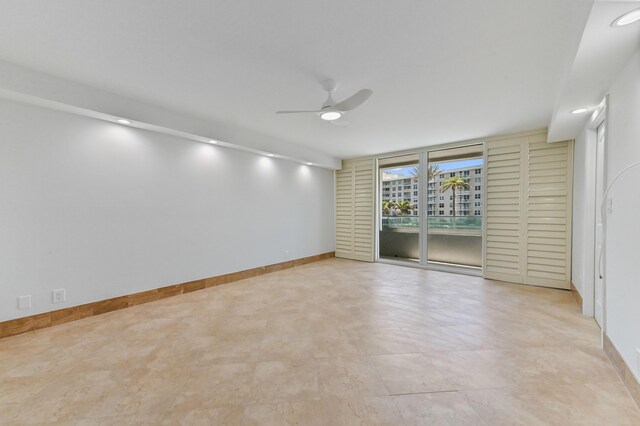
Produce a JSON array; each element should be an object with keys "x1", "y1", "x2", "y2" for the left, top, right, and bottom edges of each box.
[
  {"x1": 275, "y1": 110, "x2": 322, "y2": 114},
  {"x1": 331, "y1": 89, "x2": 373, "y2": 112}
]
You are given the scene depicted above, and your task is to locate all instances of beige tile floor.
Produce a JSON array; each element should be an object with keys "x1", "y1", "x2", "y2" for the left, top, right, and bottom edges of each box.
[{"x1": 1, "y1": 258, "x2": 639, "y2": 425}]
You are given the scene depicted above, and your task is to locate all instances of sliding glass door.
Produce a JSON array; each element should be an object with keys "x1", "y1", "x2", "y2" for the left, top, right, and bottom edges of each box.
[{"x1": 377, "y1": 144, "x2": 484, "y2": 273}]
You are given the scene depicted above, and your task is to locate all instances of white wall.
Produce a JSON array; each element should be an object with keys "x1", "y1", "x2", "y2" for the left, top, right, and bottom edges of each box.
[
  {"x1": 603, "y1": 47, "x2": 640, "y2": 383},
  {"x1": 571, "y1": 125, "x2": 596, "y2": 316},
  {"x1": 573, "y1": 47, "x2": 640, "y2": 382},
  {"x1": 0, "y1": 99, "x2": 335, "y2": 321}
]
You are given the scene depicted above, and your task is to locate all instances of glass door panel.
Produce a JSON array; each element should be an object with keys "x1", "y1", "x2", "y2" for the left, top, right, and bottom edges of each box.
[
  {"x1": 378, "y1": 154, "x2": 420, "y2": 263},
  {"x1": 426, "y1": 145, "x2": 484, "y2": 270}
]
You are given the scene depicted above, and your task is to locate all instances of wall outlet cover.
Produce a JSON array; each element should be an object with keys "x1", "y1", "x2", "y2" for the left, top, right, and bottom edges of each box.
[
  {"x1": 52, "y1": 289, "x2": 66, "y2": 304},
  {"x1": 18, "y1": 295, "x2": 32, "y2": 310}
]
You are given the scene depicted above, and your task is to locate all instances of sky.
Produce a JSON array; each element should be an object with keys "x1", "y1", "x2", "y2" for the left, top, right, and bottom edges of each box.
[{"x1": 384, "y1": 158, "x2": 483, "y2": 177}]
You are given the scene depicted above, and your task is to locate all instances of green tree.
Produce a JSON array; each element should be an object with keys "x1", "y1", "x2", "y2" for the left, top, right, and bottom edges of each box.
[
  {"x1": 382, "y1": 201, "x2": 396, "y2": 216},
  {"x1": 440, "y1": 177, "x2": 470, "y2": 217},
  {"x1": 395, "y1": 201, "x2": 413, "y2": 215}
]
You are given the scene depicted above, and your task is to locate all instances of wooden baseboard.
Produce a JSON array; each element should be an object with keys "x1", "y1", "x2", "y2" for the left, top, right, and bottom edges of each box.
[
  {"x1": 0, "y1": 251, "x2": 335, "y2": 340},
  {"x1": 604, "y1": 333, "x2": 640, "y2": 409},
  {"x1": 570, "y1": 281, "x2": 583, "y2": 310}
]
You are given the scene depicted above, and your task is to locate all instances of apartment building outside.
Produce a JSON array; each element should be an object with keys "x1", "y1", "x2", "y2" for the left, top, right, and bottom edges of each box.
[{"x1": 381, "y1": 166, "x2": 483, "y2": 217}]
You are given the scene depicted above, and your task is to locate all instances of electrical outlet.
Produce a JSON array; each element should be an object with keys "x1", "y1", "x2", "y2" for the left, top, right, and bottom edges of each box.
[
  {"x1": 284, "y1": 249, "x2": 289, "y2": 259},
  {"x1": 17, "y1": 295, "x2": 31, "y2": 310},
  {"x1": 607, "y1": 197, "x2": 613, "y2": 214},
  {"x1": 52, "y1": 289, "x2": 66, "y2": 304}
]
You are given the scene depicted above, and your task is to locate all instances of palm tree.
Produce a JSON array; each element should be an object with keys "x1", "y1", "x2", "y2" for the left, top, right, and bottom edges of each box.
[
  {"x1": 440, "y1": 177, "x2": 470, "y2": 217},
  {"x1": 427, "y1": 164, "x2": 441, "y2": 182},
  {"x1": 409, "y1": 164, "x2": 441, "y2": 182},
  {"x1": 395, "y1": 201, "x2": 413, "y2": 215},
  {"x1": 382, "y1": 201, "x2": 396, "y2": 216}
]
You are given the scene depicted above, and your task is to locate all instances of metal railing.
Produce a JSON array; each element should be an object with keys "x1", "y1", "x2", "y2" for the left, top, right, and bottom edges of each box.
[
  {"x1": 380, "y1": 215, "x2": 483, "y2": 267},
  {"x1": 382, "y1": 215, "x2": 482, "y2": 230}
]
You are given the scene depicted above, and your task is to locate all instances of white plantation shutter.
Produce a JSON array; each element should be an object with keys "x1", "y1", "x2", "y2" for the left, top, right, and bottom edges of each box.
[
  {"x1": 526, "y1": 139, "x2": 572, "y2": 288},
  {"x1": 484, "y1": 132, "x2": 573, "y2": 289},
  {"x1": 335, "y1": 158, "x2": 375, "y2": 262},
  {"x1": 484, "y1": 137, "x2": 527, "y2": 284},
  {"x1": 335, "y1": 164, "x2": 354, "y2": 256}
]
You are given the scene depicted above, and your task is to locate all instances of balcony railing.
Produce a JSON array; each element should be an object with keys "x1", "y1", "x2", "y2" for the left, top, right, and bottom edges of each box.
[
  {"x1": 382, "y1": 215, "x2": 482, "y2": 231},
  {"x1": 380, "y1": 215, "x2": 483, "y2": 268}
]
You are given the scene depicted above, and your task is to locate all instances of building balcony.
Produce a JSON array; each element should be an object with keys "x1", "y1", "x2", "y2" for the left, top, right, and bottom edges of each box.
[{"x1": 379, "y1": 215, "x2": 482, "y2": 267}]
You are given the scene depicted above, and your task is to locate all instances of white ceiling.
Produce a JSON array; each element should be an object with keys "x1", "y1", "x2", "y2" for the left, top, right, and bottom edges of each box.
[
  {"x1": 548, "y1": 0, "x2": 640, "y2": 141},
  {"x1": 0, "y1": 0, "x2": 597, "y2": 158}
]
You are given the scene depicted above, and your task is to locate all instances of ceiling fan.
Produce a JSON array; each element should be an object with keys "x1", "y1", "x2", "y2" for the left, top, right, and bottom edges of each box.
[{"x1": 276, "y1": 79, "x2": 372, "y2": 126}]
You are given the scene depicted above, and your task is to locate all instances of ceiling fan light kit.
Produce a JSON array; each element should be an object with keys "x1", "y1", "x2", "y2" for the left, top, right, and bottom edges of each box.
[
  {"x1": 320, "y1": 111, "x2": 342, "y2": 121},
  {"x1": 276, "y1": 79, "x2": 372, "y2": 126}
]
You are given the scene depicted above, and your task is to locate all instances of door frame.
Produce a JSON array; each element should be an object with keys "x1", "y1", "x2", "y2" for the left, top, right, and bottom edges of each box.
[{"x1": 589, "y1": 98, "x2": 608, "y2": 330}]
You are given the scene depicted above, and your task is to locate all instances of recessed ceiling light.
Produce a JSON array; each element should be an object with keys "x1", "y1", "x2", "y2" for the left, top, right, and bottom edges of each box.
[
  {"x1": 570, "y1": 108, "x2": 589, "y2": 114},
  {"x1": 208, "y1": 140, "x2": 218, "y2": 144},
  {"x1": 320, "y1": 111, "x2": 342, "y2": 121},
  {"x1": 612, "y1": 8, "x2": 640, "y2": 27},
  {"x1": 266, "y1": 153, "x2": 275, "y2": 157},
  {"x1": 117, "y1": 119, "x2": 131, "y2": 125},
  {"x1": 306, "y1": 162, "x2": 313, "y2": 166}
]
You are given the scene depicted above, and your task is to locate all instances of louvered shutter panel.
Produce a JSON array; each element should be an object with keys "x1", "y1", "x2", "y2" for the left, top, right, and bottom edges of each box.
[
  {"x1": 484, "y1": 137, "x2": 526, "y2": 283},
  {"x1": 525, "y1": 139, "x2": 572, "y2": 288},
  {"x1": 484, "y1": 132, "x2": 573, "y2": 289},
  {"x1": 335, "y1": 158, "x2": 375, "y2": 262},
  {"x1": 335, "y1": 164, "x2": 354, "y2": 257}
]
